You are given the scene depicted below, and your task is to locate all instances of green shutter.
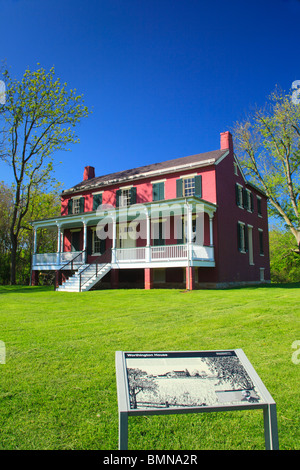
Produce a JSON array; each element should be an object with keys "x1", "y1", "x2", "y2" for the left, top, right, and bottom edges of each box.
[
  {"x1": 79, "y1": 197, "x2": 85, "y2": 213},
  {"x1": 93, "y1": 193, "x2": 102, "y2": 211},
  {"x1": 259, "y1": 231, "x2": 264, "y2": 255},
  {"x1": 160, "y1": 182, "x2": 165, "y2": 200},
  {"x1": 176, "y1": 179, "x2": 183, "y2": 197},
  {"x1": 153, "y1": 183, "x2": 159, "y2": 201},
  {"x1": 250, "y1": 193, "x2": 254, "y2": 212},
  {"x1": 116, "y1": 189, "x2": 121, "y2": 207},
  {"x1": 153, "y1": 182, "x2": 164, "y2": 201},
  {"x1": 237, "y1": 223, "x2": 242, "y2": 251},
  {"x1": 194, "y1": 175, "x2": 202, "y2": 198},
  {"x1": 87, "y1": 229, "x2": 93, "y2": 255},
  {"x1": 235, "y1": 184, "x2": 240, "y2": 206},
  {"x1": 244, "y1": 225, "x2": 248, "y2": 252},
  {"x1": 68, "y1": 198, "x2": 73, "y2": 215},
  {"x1": 130, "y1": 187, "x2": 137, "y2": 205}
]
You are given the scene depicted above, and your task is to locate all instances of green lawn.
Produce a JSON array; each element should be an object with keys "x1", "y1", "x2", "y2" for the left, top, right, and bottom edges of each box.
[{"x1": 0, "y1": 284, "x2": 299, "y2": 450}]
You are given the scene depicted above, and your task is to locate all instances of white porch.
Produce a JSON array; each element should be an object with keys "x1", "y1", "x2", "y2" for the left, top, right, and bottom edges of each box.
[
  {"x1": 32, "y1": 243, "x2": 215, "y2": 271},
  {"x1": 31, "y1": 196, "x2": 217, "y2": 276}
]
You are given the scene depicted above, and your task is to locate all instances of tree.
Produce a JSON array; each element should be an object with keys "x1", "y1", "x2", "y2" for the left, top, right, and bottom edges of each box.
[
  {"x1": 127, "y1": 368, "x2": 158, "y2": 409},
  {"x1": 0, "y1": 182, "x2": 14, "y2": 283},
  {"x1": 0, "y1": 182, "x2": 61, "y2": 284},
  {"x1": 203, "y1": 356, "x2": 254, "y2": 390},
  {"x1": 232, "y1": 88, "x2": 300, "y2": 252},
  {"x1": 0, "y1": 65, "x2": 89, "y2": 284},
  {"x1": 269, "y1": 227, "x2": 300, "y2": 282}
]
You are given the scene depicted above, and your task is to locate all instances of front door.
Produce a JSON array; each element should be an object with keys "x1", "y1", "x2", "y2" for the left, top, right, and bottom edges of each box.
[{"x1": 71, "y1": 230, "x2": 80, "y2": 252}]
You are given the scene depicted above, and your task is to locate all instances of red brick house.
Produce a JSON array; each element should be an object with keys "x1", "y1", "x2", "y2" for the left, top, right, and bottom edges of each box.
[{"x1": 31, "y1": 131, "x2": 270, "y2": 291}]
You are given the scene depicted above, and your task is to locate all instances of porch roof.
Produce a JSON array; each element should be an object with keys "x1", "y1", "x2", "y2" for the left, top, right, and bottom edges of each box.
[{"x1": 30, "y1": 196, "x2": 217, "y2": 229}]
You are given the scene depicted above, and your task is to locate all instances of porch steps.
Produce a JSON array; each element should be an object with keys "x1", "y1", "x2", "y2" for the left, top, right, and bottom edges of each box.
[{"x1": 57, "y1": 263, "x2": 112, "y2": 292}]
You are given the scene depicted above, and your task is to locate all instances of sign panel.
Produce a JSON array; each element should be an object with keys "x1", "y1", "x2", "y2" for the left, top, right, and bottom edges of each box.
[
  {"x1": 121, "y1": 350, "x2": 266, "y2": 412},
  {"x1": 115, "y1": 349, "x2": 279, "y2": 450}
]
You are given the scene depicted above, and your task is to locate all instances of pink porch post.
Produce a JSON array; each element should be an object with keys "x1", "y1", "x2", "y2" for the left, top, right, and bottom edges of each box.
[
  {"x1": 144, "y1": 268, "x2": 153, "y2": 290},
  {"x1": 186, "y1": 266, "x2": 195, "y2": 290},
  {"x1": 111, "y1": 269, "x2": 119, "y2": 289},
  {"x1": 31, "y1": 270, "x2": 39, "y2": 286}
]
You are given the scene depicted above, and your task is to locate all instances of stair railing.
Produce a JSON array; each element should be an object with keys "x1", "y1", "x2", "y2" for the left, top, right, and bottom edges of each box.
[
  {"x1": 79, "y1": 249, "x2": 112, "y2": 292},
  {"x1": 54, "y1": 250, "x2": 86, "y2": 290}
]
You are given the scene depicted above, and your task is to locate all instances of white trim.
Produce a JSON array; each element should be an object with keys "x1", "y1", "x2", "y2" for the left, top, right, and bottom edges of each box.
[
  {"x1": 214, "y1": 149, "x2": 229, "y2": 165},
  {"x1": 179, "y1": 172, "x2": 197, "y2": 179},
  {"x1": 92, "y1": 190, "x2": 104, "y2": 195},
  {"x1": 233, "y1": 154, "x2": 247, "y2": 182},
  {"x1": 150, "y1": 179, "x2": 166, "y2": 184}
]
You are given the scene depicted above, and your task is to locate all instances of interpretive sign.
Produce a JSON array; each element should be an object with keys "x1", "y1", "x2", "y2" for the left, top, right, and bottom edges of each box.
[{"x1": 115, "y1": 349, "x2": 279, "y2": 450}]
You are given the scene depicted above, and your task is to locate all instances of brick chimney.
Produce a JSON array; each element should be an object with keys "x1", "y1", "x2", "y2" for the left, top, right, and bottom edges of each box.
[
  {"x1": 83, "y1": 166, "x2": 95, "y2": 181},
  {"x1": 220, "y1": 131, "x2": 233, "y2": 153}
]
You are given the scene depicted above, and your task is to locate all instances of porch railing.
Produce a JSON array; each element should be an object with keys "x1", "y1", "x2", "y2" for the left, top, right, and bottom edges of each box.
[
  {"x1": 32, "y1": 251, "x2": 84, "y2": 267},
  {"x1": 114, "y1": 244, "x2": 214, "y2": 263}
]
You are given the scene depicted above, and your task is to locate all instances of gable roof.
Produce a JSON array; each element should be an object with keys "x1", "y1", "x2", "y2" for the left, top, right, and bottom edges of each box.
[{"x1": 62, "y1": 148, "x2": 228, "y2": 195}]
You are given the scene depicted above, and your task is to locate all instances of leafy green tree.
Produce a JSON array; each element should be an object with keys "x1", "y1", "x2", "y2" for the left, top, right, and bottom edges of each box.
[
  {"x1": 0, "y1": 65, "x2": 89, "y2": 284},
  {"x1": 0, "y1": 182, "x2": 13, "y2": 283},
  {"x1": 0, "y1": 182, "x2": 62, "y2": 284},
  {"x1": 269, "y1": 228, "x2": 300, "y2": 282},
  {"x1": 233, "y1": 88, "x2": 300, "y2": 252}
]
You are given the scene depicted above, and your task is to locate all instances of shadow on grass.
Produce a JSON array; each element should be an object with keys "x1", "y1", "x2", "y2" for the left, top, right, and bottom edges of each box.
[{"x1": 0, "y1": 285, "x2": 53, "y2": 295}]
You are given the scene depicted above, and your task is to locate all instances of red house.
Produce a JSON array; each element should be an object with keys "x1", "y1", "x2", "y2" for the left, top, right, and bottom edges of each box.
[{"x1": 31, "y1": 131, "x2": 270, "y2": 291}]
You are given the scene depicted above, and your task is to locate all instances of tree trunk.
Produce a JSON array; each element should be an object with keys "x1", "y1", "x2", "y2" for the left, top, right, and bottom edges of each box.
[{"x1": 10, "y1": 234, "x2": 17, "y2": 285}]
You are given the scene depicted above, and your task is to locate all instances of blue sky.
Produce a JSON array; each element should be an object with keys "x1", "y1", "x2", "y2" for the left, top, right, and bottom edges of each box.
[{"x1": 1, "y1": 0, "x2": 300, "y2": 191}]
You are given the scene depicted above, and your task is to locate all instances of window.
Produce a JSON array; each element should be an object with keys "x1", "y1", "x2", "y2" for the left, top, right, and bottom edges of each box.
[
  {"x1": 68, "y1": 197, "x2": 85, "y2": 215},
  {"x1": 92, "y1": 229, "x2": 105, "y2": 254},
  {"x1": 257, "y1": 196, "x2": 262, "y2": 217},
  {"x1": 120, "y1": 188, "x2": 131, "y2": 207},
  {"x1": 235, "y1": 184, "x2": 244, "y2": 208},
  {"x1": 183, "y1": 177, "x2": 195, "y2": 197},
  {"x1": 234, "y1": 162, "x2": 238, "y2": 176},
  {"x1": 246, "y1": 190, "x2": 254, "y2": 212},
  {"x1": 260, "y1": 268, "x2": 265, "y2": 281},
  {"x1": 237, "y1": 222, "x2": 248, "y2": 253},
  {"x1": 116, "y1": 187, "x2": 137, "y2": 207},
  {"x1": 176, "y1": 175, "x2": 202, "y2": 198},
  {"x1": 73, "y1": 198, "x2": 81, "y2": 214},
  {"x1": 258, "y1": 229, "x2": 264, "y2": 255}
]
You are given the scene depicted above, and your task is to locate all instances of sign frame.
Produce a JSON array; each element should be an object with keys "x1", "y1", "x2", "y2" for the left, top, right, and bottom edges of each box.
[{"x1": 115, "y1": 349, "x2": 279, "y2": 450}]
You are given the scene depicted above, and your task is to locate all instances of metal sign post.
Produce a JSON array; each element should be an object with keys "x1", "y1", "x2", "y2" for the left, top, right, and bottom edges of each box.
[{"x1": 115, "y1": 349, "x2": 279, "y2": 450}]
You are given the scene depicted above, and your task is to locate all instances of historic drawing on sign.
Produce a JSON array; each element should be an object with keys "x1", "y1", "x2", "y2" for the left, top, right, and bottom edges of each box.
[{"x1": 125, "y1": 352, "x2": 261, "y2": 410}]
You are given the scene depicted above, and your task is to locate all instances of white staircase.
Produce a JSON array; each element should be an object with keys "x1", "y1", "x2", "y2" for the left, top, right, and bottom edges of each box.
[{"x1": 57, "y1": 263, "x2": 112, "y2": 292}]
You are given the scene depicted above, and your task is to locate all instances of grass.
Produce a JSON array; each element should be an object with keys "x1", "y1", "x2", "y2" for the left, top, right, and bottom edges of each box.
[{"x1": 0, "y1": 284, "x2": 299, "y2": 450}]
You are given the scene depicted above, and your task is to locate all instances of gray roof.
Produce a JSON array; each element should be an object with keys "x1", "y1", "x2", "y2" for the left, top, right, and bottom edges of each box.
[{"x1": 62, "y1": 148, "x2": 227, "y2": 195}]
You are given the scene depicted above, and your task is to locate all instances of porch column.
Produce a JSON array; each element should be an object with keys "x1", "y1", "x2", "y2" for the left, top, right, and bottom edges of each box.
[
  {"x1": 187, "y1": 203, "x2": 193, "y2": 262},
  {"x1": 31, "y1": 270, "x2": 39, "y2": 286},
  {"x1": 144, "y1": 268, "x2": 153, "y2": 290},
  {"x1": 209, "y1": 214, "x2": 214, "y2": 246},
  {"x1": 112, "y1": 215, "x2": 117, "y2": 264},
  {"x1": 33, "y1": 227, "x2": 37, "y2": 254},
  {"x1": 146, "y1": 209, "x2": 151, "y2": 262},
  {"x1": 186, "y1": 266, "x2": 195, "y2": 290},
  {"x1": 83, "y1": 221, "x2": 87, "y2": 263},
  {"x1": 57, "y1": 224, "x2": 61, "y2": 265}
]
